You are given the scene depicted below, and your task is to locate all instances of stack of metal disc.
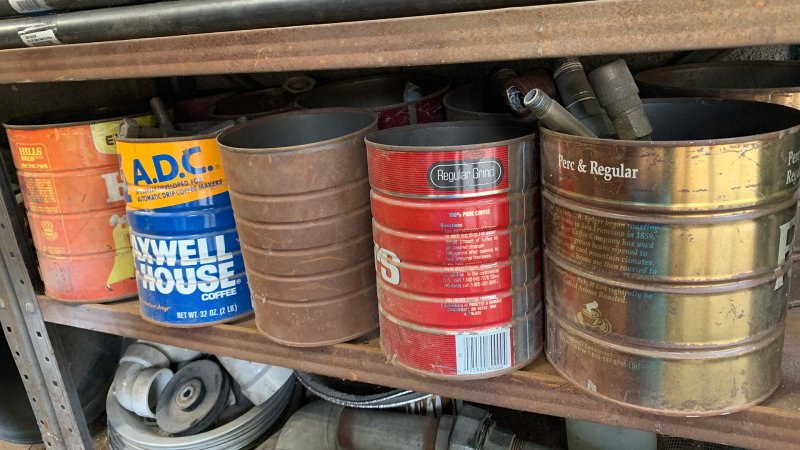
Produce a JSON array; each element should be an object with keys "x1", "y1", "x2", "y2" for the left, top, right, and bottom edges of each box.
[{"x1": 107, "y1": 373, "x2": 294, "y2": 450}]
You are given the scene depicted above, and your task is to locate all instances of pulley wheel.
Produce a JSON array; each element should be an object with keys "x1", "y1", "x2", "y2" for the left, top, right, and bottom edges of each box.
[{"x1": 155, "y1": 360, "x2": 230, "y2": 436}]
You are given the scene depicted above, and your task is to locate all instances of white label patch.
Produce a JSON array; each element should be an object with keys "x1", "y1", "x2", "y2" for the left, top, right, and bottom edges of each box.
[
  {"x1": 9, "y1": 0, "x2": 51, "y2": 13},
  {"x1": 20, "y1": 29, "x2": 60, "y2": 47},
  {"x1": 455, "y1": 328, "x2": 512, "y2": 375}
]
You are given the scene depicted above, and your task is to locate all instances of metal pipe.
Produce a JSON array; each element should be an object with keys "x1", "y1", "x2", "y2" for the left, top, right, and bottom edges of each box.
[
  {"x1": 275, "y1": 401, "x2": 553, "y2": 450},
  {"x1": 523, "y1": 89, "x2": 596, "y2": 137},
  {"x1": 0, "y1": 0, "x2": 155, "y2": 17},
  {"x1": 149, "y1": 97, "x2": 173, "y2": 131},
  {"x1": 553, "y1": 57, "x2": 616, "y2": 138},
  {"x1": 588, "y1": 58, "x2": 653, "y2": 140},
  {"x1": 0, "y1": 0, "x2": 571, "y2": 49}
]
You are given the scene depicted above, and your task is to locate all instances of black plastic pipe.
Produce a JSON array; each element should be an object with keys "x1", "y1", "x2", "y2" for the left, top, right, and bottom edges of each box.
[{"x1": 0, "y1": 0, "x2": 570, "y2": 49}]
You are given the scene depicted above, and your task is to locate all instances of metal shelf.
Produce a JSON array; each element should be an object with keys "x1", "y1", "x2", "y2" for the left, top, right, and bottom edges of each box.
[
  {"x1": 40, "y1": 297, "x2": 800, "y2": 450},
  {"x1": 0, "y1": 0, "x2": 797, "y2": 83}
]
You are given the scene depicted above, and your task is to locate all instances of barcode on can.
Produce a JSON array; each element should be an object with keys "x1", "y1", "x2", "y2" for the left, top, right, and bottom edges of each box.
[{"x1": 455, "y1": 328, "x2": 512, "y2": 375}]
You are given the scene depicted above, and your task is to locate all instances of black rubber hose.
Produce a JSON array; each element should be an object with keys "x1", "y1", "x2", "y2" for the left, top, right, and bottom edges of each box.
[{"x1": 0, "y1": 0, "x2": 572, "y2": 49}]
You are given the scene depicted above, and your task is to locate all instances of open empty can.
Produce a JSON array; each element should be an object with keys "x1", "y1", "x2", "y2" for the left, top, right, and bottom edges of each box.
[
  {"x1": 366, "y1": 121, "x2": 541, "y2": 379},
  {"x1": 5, "y1": 106, "x2": 154, "y2": 302},
  {"x1": 637, "y1": 61, "x2": 800, "y2": 307},
  {"x1": 542, "y1": 98, "x2": 800, "y2": 416},
  {"x1": 217, "y1": 108, "x2": 379, "y2": 347}
]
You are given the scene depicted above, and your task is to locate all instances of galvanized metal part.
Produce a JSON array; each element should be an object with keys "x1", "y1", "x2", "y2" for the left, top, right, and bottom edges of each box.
[
  {"x1": 587, "y1": 59, "x2": 653, "y2": 140},
  {"x1": 0, "y1": 137, "x2": 92, "y2": 447},
  {"x1": 149, "y1": 97, "x2": 174, "y2": 130},
  {"x1": 275, "y1": 400, "x2": 544, "y2": 450},
  {"x1": 218, "y1": 108, "x2": 379, "y2": 346},
  {"x1": 542, "y1": 98, "x2": 800, "y2": 416},
  {"x1": 553, "y1": 57, "x2": 616, "y2": 138},
  {"x1": 523, "y1": 89, "x2": 596, "y2": 137},
  {"x1": 444, "y1": 82, "x2": 533, "y2": 123},
  {"x1": 296, "y1": 73, "x2": 450, "y2": 129},
  {"x1": 109, "y1": 373, "x2": 295, "y2": 450},
  {"x1": 217, "y1": 355, "x2": 294, "y2": 406},
  {"x1": 503, "y1": 69, "x2": 557, "y2": 116}
]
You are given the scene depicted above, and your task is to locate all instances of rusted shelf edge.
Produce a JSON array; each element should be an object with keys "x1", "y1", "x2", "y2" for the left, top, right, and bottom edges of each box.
[
  {"x1": 39, "y1": 299, "x2": 800, "y2": 450},
  {"x1": 0, "y1": 0, "x2": 798, "y2": 83}
]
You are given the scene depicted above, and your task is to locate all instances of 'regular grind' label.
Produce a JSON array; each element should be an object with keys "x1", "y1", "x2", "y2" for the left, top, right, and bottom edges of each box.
[
  {"x1": 427, "y1": 158, "x2": 503, "y2": 191},
  {"x1": 367, "y1": 146, "x2": 510, "y2": 197}
]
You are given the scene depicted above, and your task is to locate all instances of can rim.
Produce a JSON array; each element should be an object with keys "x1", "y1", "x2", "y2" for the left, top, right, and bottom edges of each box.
[
  {"x1": 544, "y1": 249, "x2": 793, "y2": 294},
  {"x1": 541, "y1": 187, "x2": 798, "y2": 219},
  {"x1": 296, "y1": 72, "x2": 450, "y2": 111},
  {"x1": 540, "y1": 97, "x2": 800, "y2": 145},
  {"x1": 217, "y1": 107, "x2": 378, "y2": 154},
  {"x1": 365, "y1": 119, "x2": 537, "y2": 151},
  {"x1": 546, "y1": 307, "x2": 785, "y2": 360},
  {"x1": 4, "y1": 103, "x2": 151, "y2": 130},
  {"x1": 635, "y1": 60, "x2": 800, "y2": 95}
]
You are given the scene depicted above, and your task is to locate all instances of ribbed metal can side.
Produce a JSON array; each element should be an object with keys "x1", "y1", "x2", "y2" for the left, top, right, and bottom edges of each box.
[
  {"x1": 217, "y1": 108, "x2": 380, "y2": 346},
  {"x1": 4, "y1": 106, "x2": 154, "y2": 302},
  {"x1": 380, "y1": 303, "x2": 542, "y2": 380},
  {"x1": 545, "y1": 308, "x2": 784, "y2": 417}
]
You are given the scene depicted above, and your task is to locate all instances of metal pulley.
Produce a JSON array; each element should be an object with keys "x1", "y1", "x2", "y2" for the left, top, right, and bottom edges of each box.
[{"x1": 156, "y1": 360, "x2": 231, "y2": 436}]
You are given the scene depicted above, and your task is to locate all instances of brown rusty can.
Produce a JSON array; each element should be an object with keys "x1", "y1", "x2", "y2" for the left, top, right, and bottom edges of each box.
[
  {"x1": 217, "y1": 108, "x2": 379, "y2": 347},
  {"x1": 542, "y1": 98, "x2": 800, "y2": 416},
  {"x1": 4, "y1": 105, "x2": 154, "y2": 303},
  {"x1": 296, "y1": 73, "x2": 449, "y2": 129}
]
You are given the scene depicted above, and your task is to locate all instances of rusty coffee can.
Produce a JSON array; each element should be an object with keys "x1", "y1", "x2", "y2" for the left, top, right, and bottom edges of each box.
[
  {"x1": 542, "y1": 98, "x2": 800, "y2": 416},
  {"x1": 218, "y1": 108, "x2": 379, "y2": 347},
  {"x1": 5, "y1": 105, "x2": 154, "y2": 302},
  {"x1": 366, "y1": 121, "x2": 542, "y2": 379}
]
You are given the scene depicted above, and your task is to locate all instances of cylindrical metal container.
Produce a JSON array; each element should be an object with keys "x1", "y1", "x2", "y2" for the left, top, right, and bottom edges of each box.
[
  {"x1": 296, "y1": 73, "x2": 449, "y2": 129},
  {"x1": 209, "y1": 88, "x2": 296, "y2": 120},
  {"x1": 116, "y1": 130, "x2": 253, "y2": 327},
  {"x1": 542, "y1": 98, "x2": 800, "y2": 416},
  {"x1": 443, "y1": 82, "x2": 535, "y2": 124},
  {"x1": 636, "y1": 61, "x2": 800, "y2": 307},
  {"x1": 217, "y1": 108, "x2": 379, "y2": 347},
  {"x1": 366, "y1": 121, "x2": 542, "y2": 379},
  {"x1": 635, "y1": 61, "x2": 800, "y2": 109},
  {"x1": 4, "y1": 106, "x2": 154, "y2": 302}
]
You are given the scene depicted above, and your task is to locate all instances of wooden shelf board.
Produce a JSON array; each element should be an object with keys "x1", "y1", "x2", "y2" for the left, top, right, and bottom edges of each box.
[
  {"x1": 39, "y1": 297, "x2": 800, "y2": 449},
  {"x1": 0, "y1": 0, "x2": 798, "y2": 83}
]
